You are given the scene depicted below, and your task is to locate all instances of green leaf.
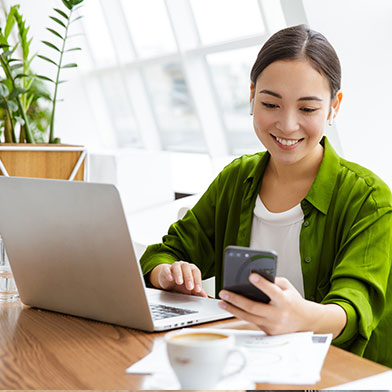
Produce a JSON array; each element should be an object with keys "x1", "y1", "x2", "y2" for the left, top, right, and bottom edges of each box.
[
  {"x1": 62, "y1": 63, "x2": 77, "y2": 69},
  {"x1": 54, "y1": 8, "x2": 69, "y2": 20},
  {"x1": 46, "y1": 28, "x2": 64, "y2": 40},
  {"x1": 24, "y1": 78, "x2": 34, "y2": 90},
  {"x1": 70, "y1": 0, "x2": 84, "y2": 8},
  {"x1": 62, "y1": 0, "x2": 84, "y2": 11},
  {"x1": 49, "y1": 16, "x2": 67, "y2": 29},
  {"x1": 65, "y1": 47, "x2": 81, "y2": 52},
  {"x1": 9, "y1": 87, "x2": 28, "y2": 100},
  {"x1": 0, "y1": 44, "x2": 11, "y2": 49},
  {"x1": 38, "y1": 54, "x2": 58, "y2": 66},
  {"x1": 42, "y1": 40, "x2": 61, "y2": 52},
  {"x1": 15, "y1": 116, "x2": 25, "y2": 125},
  {"x1": 14, "y1": 73, "x2": 30, "y2": 79},
  {"x1": 26, "y1": 52, "x2": 37, "y2": 68},
  {"x1": 36, "y1": 75, "x2": 55, "y2": 83},
  {"x1": 71, "y1": 15, "x2": 83, "y2": 23},
  {"x1": 58, "y1": 80, "x2": 68, "y2": 84},
  {"x1": 1, "y1": 50, "x2": 14, "y2": 57},
  {"x1": 4, "y1": 5, "x2": 19, "y2": 39},
  {"x1": 0, "y1": 84, "x2": 9, "y2": 97},
  {"x1": 8, "y1": 101, "x2": 18, "y2": 111},
  {"x1": 10, "y1": 63, "x2": 23, "y2": 71},
  {"x1": 62, "y1": 0, "x2": 73, "y2": 11}
]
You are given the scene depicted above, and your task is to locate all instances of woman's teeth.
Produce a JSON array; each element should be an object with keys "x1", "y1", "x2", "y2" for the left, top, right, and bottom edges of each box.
[{"x1": 276, "y1": 136, "x2": 301, "y2": 146}]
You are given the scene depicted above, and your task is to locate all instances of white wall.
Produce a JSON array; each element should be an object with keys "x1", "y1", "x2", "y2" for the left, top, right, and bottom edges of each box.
[
  {"x1": 5, "y1": 0, "x2": 392, "y2": 192},
  {"x1": 303, "y1": 0, "x2": 392, "y2": 187}
]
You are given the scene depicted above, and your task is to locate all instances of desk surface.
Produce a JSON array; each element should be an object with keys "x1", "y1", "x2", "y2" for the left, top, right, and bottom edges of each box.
[{"x1": 0, "y1": 301, "x2": 388, "y2": 390}]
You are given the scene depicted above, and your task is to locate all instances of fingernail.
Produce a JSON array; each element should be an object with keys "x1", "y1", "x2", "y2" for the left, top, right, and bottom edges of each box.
[
  {"x1": 187, "y1": 281, "x2": 194, "y2": 290},
  {"x1": 195, "y1": 284, "x2": 201, "y2": 292},
  {"x1": 177, "y1": 277, "x2": 183, "y2": 285},
  {"x1": 167, "y1": 274, "x2": 173, "y2": 281},
  {"x1": 219, "y1": 291, "x2": 229, "y2": 300},
  {"x1": 250, "y1": 274, "x2": 259, "y2": 283}
]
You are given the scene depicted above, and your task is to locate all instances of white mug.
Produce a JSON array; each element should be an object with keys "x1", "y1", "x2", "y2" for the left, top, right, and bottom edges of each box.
[{"x1": 165, "y1": 330, "x2": 246, "y2": 389}]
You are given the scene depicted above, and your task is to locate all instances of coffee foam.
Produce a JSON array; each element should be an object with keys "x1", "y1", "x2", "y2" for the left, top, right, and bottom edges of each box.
[{"x1": 170, "y1": 332, "x2": 228, "y2": 344}]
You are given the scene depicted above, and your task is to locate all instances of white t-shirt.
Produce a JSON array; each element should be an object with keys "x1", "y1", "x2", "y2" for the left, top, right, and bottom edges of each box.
[{"x1": 249, "y1": 195, "x2": 305, "y2": 297}]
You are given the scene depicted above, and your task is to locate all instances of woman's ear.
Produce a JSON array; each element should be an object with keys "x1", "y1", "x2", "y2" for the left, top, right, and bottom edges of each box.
[
  {"x1": 250, "y1": 82, "x2": 255, "y2": 102},
  {"x1": 331, "y1": 90, "x2": 343, "y2": 116},
  {"x1": 250, "y1": 83, "x2": 255, "y2": 116}
]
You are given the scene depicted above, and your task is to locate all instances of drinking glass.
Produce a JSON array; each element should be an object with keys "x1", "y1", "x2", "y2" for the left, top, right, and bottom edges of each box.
[{"x1": 0, "y1": 234, "x2": 19, "y2": 302}]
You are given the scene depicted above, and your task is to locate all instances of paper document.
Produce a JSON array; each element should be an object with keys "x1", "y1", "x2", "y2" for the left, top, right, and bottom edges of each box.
[
  {"x1": 126, "y1": 328, "x2": 331, "y2": 386},
  {"x1": 325, "y1": 370, "x2": 392, "y2": 390}
]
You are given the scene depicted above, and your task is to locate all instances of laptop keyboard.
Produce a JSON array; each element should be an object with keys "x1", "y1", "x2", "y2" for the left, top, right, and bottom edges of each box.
[{"x1": 150, "y1": 303, "x2": 198, "y2": 320}]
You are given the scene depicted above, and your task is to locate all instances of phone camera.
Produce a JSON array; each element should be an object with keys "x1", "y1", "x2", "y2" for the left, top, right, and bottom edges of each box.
[
  {"x1": 245, "y1": 253, "x2": 249, "y2": 258},
  {"x1": 229, "y1": 252, "x2": 234, "y2": 257}
]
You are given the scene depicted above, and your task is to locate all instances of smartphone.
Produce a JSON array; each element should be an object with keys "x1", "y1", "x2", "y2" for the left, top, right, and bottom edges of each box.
[{"x1": 223, "y1": 245, "x2": 277, "y2": 303}]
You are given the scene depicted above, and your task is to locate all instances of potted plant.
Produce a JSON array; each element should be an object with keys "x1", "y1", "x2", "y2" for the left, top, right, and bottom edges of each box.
[{"x1": 0, "y1": 0, "x2": 86, "y2": 181}]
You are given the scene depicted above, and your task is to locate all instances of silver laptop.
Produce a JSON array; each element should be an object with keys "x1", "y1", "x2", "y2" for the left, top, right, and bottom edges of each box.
[{"x1": 0, "y1": 176, "x2": 231, "y2": 331}]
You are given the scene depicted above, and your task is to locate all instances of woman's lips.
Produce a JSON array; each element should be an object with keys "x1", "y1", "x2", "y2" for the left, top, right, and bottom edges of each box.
[{"x1": 271, "y1": 134, "x2": 304, "y2": 149}]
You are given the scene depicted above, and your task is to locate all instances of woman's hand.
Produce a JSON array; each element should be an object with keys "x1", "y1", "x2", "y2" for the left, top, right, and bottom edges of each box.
[
  {"x1": 218, "y1": 273, "x2": 347, "y2": 338},
  {"x1": 149, "y1": 261, "x2": 208, "y2": 298}
]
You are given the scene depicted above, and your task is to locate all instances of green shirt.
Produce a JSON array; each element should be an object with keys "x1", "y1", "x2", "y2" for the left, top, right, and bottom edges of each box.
[{"x1": 140, "y1": 137, "x2": 392, "y2": 367}]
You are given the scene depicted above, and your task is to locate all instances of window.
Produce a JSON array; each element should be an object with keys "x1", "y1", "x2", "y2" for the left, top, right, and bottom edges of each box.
[
  {"x1": 121, "y1": 0, "x2": 177, "y2": 58},
  {"x1": 190, "y1": 0, "x2": 265, "y2": 45},
  {"x1": 143, "y1": 62, "x2": 206, "y2": 152},
  {"x1": 207, "y1": 46, "x2": 263, "y2": 154},
  {"x1": 78, "y1": 0, "x2": 288, "y2": 154}
]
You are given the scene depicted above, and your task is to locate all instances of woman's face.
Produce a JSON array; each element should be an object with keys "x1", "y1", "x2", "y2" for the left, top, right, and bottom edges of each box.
[{"x1": 251, "y1": 59, "x2": 340, "y2": 167}]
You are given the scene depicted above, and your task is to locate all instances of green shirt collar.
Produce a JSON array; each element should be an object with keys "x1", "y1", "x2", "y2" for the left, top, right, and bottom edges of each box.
[
  {"x1": 305, "y1": 137, "x2": 340, "y2": 215},
  {"x1": 243, "y1": 136, "x2": 340, "y2": 214}
]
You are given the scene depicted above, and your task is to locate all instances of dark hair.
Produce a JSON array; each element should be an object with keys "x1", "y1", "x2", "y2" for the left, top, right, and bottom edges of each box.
[{"x1": 250, "y1": 25, "x2": 341, "y2": 99}]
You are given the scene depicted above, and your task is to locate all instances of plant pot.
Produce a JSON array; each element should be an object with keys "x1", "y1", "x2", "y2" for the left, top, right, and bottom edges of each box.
[
  {"x1": 0, "y1": 143, "x2": 86, "y2": 180},
  {"x1": 0, "y1": 143, "x2": 87, "y2": 302}
]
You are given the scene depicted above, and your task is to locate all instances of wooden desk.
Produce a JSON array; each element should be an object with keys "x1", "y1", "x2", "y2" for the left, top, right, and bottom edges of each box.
[{"x1": 0, "y1": 301, "x2": 388, "y2": 389}]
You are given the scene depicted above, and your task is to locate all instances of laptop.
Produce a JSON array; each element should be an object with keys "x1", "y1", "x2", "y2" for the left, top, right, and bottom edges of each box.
[{"x1": 0, "y1": 176, "x2": 231, "y2": 331}]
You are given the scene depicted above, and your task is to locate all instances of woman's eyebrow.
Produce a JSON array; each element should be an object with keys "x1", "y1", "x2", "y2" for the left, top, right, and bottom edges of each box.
[
  {"x1": 259, "y1": 89, "x2": 281, "y2": 98},
  {"x1": 259, "y1": 90, "x2": 323, "y2": 102},
  {"x1": 298, "y1": 96, "x2": 323, "y2": 102}
]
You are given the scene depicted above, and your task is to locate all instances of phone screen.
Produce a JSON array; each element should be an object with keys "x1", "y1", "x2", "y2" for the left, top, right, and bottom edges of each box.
[{"x1": 223, "y1": 246, "x2": 277, "y2": 303}]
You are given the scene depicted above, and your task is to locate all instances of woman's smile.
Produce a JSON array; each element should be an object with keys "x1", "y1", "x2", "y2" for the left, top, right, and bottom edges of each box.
[{"x1": 271, "y1": 134, "x2": 304, "y2": 150}]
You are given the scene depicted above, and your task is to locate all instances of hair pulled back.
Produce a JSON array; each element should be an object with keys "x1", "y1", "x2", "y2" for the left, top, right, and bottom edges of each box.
[{"x1": 250, "y1": 25, "x2": 341, "y2": 99}]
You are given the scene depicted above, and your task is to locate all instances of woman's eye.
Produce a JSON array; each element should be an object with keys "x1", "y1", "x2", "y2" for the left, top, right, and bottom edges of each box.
[
  {"x1": 300, "y1": 107, "x2": 318, "y2": 113},
  {"x1": 262, "y1": 102, "x2": 279, "y2": 109}
]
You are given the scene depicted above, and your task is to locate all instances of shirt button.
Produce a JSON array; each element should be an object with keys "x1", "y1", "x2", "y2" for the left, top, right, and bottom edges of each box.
[
  {"x1": 305, "y1": 256, "x2": 312, "y2": 264},
  {"x1": 303, "y1": 220, "x2": 310, "y2": 227}
]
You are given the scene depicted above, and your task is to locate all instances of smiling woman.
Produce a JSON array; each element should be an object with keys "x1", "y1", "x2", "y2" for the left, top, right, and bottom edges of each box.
[{"x1": 139, "y1": 25, "x2": 392, "y2": 368}]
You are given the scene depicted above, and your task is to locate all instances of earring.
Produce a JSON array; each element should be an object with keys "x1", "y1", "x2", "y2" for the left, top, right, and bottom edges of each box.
[
  {"x1": 250, "y1": 98, "x2": 254, "y2": 116},
  {"x1": 328, "y1": 107, "x2": 335, "y2": 126}
]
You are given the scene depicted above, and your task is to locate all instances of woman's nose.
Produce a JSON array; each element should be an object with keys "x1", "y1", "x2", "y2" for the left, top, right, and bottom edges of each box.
[{"x1": 275, "y1": 110, "x2": 300, "y2": 133}]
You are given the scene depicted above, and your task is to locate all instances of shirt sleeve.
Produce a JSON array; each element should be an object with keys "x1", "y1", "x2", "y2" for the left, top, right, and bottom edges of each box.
[
  {"x1": 321, "y1": 198, "x2": 392, "y2": 355},
  {"x1": 139, "y1": 172, "x2": 220, "y2": 281}
]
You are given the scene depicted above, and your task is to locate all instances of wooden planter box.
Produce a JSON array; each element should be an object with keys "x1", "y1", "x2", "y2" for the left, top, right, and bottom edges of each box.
[{"x1": 0, "y1": 144, "x2": 87, "y2": 181}]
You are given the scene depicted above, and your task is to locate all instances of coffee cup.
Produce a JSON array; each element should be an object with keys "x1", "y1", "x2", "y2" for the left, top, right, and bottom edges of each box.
[{"x1": 165, "y1": 330, "x2": 246, "y2": 389}]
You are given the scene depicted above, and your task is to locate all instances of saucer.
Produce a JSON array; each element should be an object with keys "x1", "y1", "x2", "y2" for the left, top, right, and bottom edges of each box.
[{"x1": 141, "y1": 370, "x2": 255, "y2": 390}]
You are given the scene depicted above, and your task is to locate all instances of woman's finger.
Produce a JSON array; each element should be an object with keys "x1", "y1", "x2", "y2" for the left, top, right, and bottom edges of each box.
[
  {"x1": 219, "y1": 289, "x2": 271, "y2": 317},
  {"x1": 218, "y1": 300, "x2": 271, "y2": 332},
  {"x1": 180, "y1": 262, "x2": 196, "y2": 291},
  {"x1": 248, "y1": 273, "x2": 283, "y2": 302},
  {"x1": 191, "y1": 265, "x2": 203, "y2": 293},
  {"x1": 170, "y1": 261, "x2": 185, "y2": 285}
]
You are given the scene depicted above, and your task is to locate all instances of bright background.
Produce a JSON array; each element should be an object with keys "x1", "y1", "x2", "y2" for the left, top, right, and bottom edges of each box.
[{"x1": 2, "y1": 0, "x2": 392, "y2": 219}]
